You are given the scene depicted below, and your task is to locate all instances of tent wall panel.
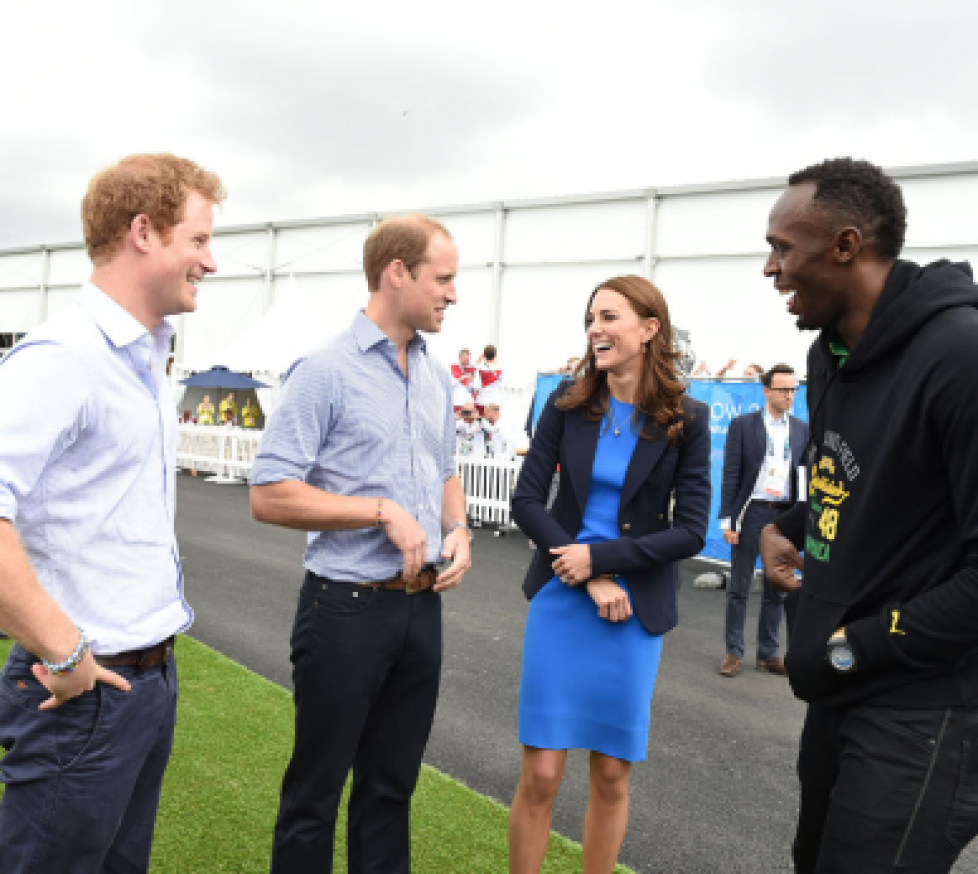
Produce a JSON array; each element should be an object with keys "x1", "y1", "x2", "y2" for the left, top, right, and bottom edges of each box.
[
  {"x1": 656, "y1": 188, "x2": 780, "y2": 258},
  {"x1": 45, "y1": 286, "x2": 83, "y2": 319},
  {"x1": 210, "y1": 231, "x2": 269, "y2": 281},
  {"x1": 0, "y1": 252, "x2": 42, "y2": 290},
  {"x1": 901, "y1": 175, "x2": 978, "y2": 248},
  {"x1": 504, "y1": 200, "x2": 647, "y2": 265},
  {"x1": 275, "y1": 223, "x2": 372, "y2": 277},
  {"x1": 181, "y1": 279, "x2": 265, "y2": 364},
  {"x1": 48, "y1": 248, "x2": 91, "y2": 287},
  {"x1": 0, "y1": 288, "x2": 42, "y2": 332},
  {"x1": 433, "y1": 212, "x2": 496, "y2": 265}
]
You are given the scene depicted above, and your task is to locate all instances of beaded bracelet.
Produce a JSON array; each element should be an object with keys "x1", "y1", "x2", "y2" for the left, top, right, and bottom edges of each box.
[
  {"x1": 376, "y1": 498, "x2": 384, "y2": 526},
  {"x1": 42, "y1": 630, "x2": 90, "y2": 676}
]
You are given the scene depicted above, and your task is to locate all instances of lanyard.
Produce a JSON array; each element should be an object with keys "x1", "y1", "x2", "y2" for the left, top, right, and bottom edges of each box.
[{"x1": 766, "y1": 417, "x2": 791, "y2": 462}]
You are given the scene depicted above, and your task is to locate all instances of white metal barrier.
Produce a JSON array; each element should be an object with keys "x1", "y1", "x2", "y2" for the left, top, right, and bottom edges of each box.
[
  {"x1": 176, "y1": 424, "x2": 525, "y2": 526},
  {"x1": 177, "y1": 424, "x2": 262, "y2": 481},
  {"x1": 456, "y1": 455, "x2": 523, "y2": 529}
]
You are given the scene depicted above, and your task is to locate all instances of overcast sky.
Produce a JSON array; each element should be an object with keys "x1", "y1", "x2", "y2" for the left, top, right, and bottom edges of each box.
[
  {"x1": 3, "y1": 0, "x2": 974, "y2": 248},
  {"x1": 2, "y1": 1, "x2": 975, "y2": 371}
]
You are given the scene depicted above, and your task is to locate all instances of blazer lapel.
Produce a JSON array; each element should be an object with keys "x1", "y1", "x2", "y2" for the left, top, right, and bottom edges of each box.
[
  {"x1": 564, "y1": 410, "x2": 601, "y2": 510},
  {"x1": 619, "y1": 429, "x2": 668, "y2": 508},
  {"x1": 752, "y1": 410, "x2": 767, "y2": 466}
]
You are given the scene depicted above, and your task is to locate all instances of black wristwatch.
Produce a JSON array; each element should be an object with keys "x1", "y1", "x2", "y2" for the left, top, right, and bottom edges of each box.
[{"x1": 826, "y1": 627, "x2": 857, "y2": 673}]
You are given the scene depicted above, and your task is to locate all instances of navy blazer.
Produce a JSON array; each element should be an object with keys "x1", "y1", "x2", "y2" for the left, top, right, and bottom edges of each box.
[
  {"x1": 718, "y1": 409, "x2": 809, "y2": 531},
  {"x1": 511, "y1": 389, "x2": 712, "y2": 636}
]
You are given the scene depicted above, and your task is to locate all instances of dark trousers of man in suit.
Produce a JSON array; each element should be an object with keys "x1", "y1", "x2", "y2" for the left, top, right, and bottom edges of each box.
[{"x1": 725, "y1": 502, "x2": 788, "y2": 661}]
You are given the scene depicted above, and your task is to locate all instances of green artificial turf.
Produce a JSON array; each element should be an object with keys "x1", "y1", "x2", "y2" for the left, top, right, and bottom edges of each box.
[{"x1": 0, "y1": 637, "x2": 634, "y2": 872}]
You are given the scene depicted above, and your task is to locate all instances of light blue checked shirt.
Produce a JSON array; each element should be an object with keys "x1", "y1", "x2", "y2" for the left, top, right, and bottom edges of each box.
[
  {"x1": 0, "y1": 282, "x2": 191, "y2": 655},
  {"x1": 250, "y1": 310, "x2": 456, "y2": 582}
]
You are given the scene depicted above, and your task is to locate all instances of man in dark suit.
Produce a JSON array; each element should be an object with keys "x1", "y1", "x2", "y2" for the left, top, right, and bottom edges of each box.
[{"x1": 718, "y1": 364, "x2": 808, "y2": 677}]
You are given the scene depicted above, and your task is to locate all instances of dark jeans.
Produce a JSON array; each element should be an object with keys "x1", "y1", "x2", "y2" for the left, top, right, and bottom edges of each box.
[
  {"x1": 0, "y1": 643, "x2": 178, "y2": 874},
  {"x1": 725, "y1": 502, "x2": 786, "y2": 660},
  {"x1": 794, "y1": 702, "x2": 978, "y2": 873},
  {"x1": 271, "y1": 573, "x2": 443, "y2": 874}
]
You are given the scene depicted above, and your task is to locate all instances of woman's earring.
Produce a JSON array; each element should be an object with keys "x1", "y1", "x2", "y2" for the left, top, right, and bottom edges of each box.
[{"x1": 642, "y1": 340, "x2": 650, "y2": 352}]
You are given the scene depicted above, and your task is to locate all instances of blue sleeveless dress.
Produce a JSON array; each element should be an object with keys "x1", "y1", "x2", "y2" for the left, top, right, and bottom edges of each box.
[{"x1": 518, "y1": 398, "x2": 663, "y2": 762}]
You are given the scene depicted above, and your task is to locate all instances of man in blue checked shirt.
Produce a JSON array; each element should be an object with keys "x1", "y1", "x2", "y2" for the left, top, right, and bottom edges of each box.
[
  {"x1": 251, "y1": 214, "x2": 472, "y2": 874},
  {"x1": 0, "y1": 154, "x2": 224, "y2": 873}
]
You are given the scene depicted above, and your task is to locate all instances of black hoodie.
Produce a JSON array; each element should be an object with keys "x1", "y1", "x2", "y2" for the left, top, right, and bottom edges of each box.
[{"x1": 776, "y1": 259, "x2": 978, "y2": 709}]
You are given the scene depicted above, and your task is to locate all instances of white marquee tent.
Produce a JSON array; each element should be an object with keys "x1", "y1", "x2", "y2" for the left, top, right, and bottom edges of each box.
[{"x1": 4, "y1": 160, "x2": 978, "y2": 429}]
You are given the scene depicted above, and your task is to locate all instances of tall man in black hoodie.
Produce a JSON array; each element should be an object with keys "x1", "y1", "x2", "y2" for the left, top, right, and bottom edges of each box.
[{"x1": 759, "y1": 158, "x2": 978, "y2": 873}]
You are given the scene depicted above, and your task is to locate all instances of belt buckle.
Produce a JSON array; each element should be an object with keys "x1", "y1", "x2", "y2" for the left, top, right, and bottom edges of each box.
[{"x1": 404, "y1": 574, "x2": 422, "y2": 595}]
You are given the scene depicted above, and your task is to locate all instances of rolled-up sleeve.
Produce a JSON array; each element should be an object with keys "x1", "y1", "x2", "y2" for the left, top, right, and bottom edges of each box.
[
  {"x1": 0, "y1": 343, "x2": 89, "y2": 521},
  {"x1": 249, "y1": 357, "x2": 337, "y2": 486}
]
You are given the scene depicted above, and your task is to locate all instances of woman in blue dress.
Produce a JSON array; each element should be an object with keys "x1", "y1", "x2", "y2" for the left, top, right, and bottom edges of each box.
[{"x1": 508, "y1": 275, "x2": 712, "y2": 873}]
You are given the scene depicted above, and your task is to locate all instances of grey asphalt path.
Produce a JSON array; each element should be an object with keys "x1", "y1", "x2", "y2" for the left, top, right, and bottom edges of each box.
[{"x1": 175, "y1": 474, "x2": 978, "y2": 873}]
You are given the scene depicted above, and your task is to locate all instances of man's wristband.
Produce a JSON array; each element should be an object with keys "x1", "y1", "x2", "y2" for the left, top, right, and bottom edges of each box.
[
  {"x1": 444, "y1": 521, "x2": 469, "y2": 537},
  {"x1": 43, "y1": 629, "x2": 90, "y2": 676}
]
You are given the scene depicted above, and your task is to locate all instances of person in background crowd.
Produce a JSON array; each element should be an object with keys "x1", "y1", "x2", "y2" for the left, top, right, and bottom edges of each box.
[
  {"x1": 477, "y1": 344, "x2": 503, "y2": 398},
  {"x1": 718, "y1": 364, "x2": 808, "y2": 678},
  {"x1": 760, "y1": 158, "x2": 978, "y2": 872},
  {"x1": 241, "y1": 397, "x2": 258, "y2": 429},
  {"x1": 451, "y1": 347, "x2": 478, "y2": 398},
  {"x1": 250, "y1": 214, "x2": 471, "y2": 874},
  {"x1": 219, "y1": 391, "x2": 236, "y2": 425},
  {"x1": 197, "y1": 393, "x2": 215, "y2": 425},
  {"x1": 714, "y1": 358, "x2": 738, "y2": 378},
  {"x1": 742, "y1": 363, "x2": 765, "y2": 380},
  {"x1": 692, "y1": 358, "x2": 737, "y2": 378},
  {"x1": 508, "y1": 274, "x2": 711, "y2": 873},
  {"x1": 478, "y1": 386, "x2": 514, "y2": 460},
  {"x1": 456, "y1": 401, "x2": 481, "y2": 457},
  {"x1": 452, "y1": 380, "x2": 474, "y2": 413},
  {"x1": 0, "y1": 152, "x2": 224, "y2": 873}
]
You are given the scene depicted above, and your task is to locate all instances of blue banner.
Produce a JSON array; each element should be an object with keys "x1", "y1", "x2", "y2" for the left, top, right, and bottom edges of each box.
[
  {"x1": 686, "y1": 380, "x2": 808, "y2": 563},
  {"x1": 532, "y1": 373, "x2": 568, "y2": 429},
  {"x1": 530, "y1": 375, "x2": 808, "y2": 566}
]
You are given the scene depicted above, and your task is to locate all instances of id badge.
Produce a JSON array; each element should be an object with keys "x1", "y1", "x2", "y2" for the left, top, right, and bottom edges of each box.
[{"x1": 764, "y1": 460, "x2": 787, "y2": 497}]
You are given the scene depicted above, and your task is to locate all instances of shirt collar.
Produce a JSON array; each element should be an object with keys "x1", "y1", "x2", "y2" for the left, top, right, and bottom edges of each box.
[
  {"x1": 351, "y1": 309, "x2": 427, "y2": 356},
  {"x1": 80, "y1": 281, "x2": 175, "y2": 350},
  {"x1": 764, "y1": 407, "x2": 788, "y2": 427},
  {"x1": 828, "y1": 338, "x2": 850, "y2": 368}
]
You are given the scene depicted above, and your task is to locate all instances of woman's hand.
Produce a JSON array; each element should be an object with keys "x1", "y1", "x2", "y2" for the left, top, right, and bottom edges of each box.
[
  {"x1": 550, "y1": 544, "x2": 592, "y2": 585},
  {"x1": 586, "y1": 576, "x2": 633, "y2": 622}
]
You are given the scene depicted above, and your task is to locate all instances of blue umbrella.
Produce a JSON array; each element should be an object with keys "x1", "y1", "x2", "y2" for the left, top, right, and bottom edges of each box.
[{"x1": 180, "y1": 365, "x2": 269, "y2": 389}]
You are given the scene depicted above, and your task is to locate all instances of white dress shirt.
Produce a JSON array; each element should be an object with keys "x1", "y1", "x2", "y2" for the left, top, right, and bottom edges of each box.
[
  {"x1": 719, "y1": 409, "x2": 792, "y2": 530},
  {"x1": 0, "y1": 282, "x2": 191, "y2": 654},
  {"x1": 748, "y1": 410, "x2": 792, "y2": 502}
]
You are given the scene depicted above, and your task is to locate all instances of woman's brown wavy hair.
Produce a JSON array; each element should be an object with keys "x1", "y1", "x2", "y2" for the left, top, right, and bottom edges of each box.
[{"x1": 556, "y1": 275, "x2": 686, "y2": 444}]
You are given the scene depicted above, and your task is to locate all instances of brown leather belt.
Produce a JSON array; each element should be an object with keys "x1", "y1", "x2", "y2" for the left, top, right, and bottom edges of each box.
[
  {"x1": 358, "y1": 567, "x2": 437, "y2": 595},
  {"x1": 752, "y1": 500, "x2": 794, "y2": 511},
  {"x1": 95, "y1": 636, "x2": 175, "y2": 672}
]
